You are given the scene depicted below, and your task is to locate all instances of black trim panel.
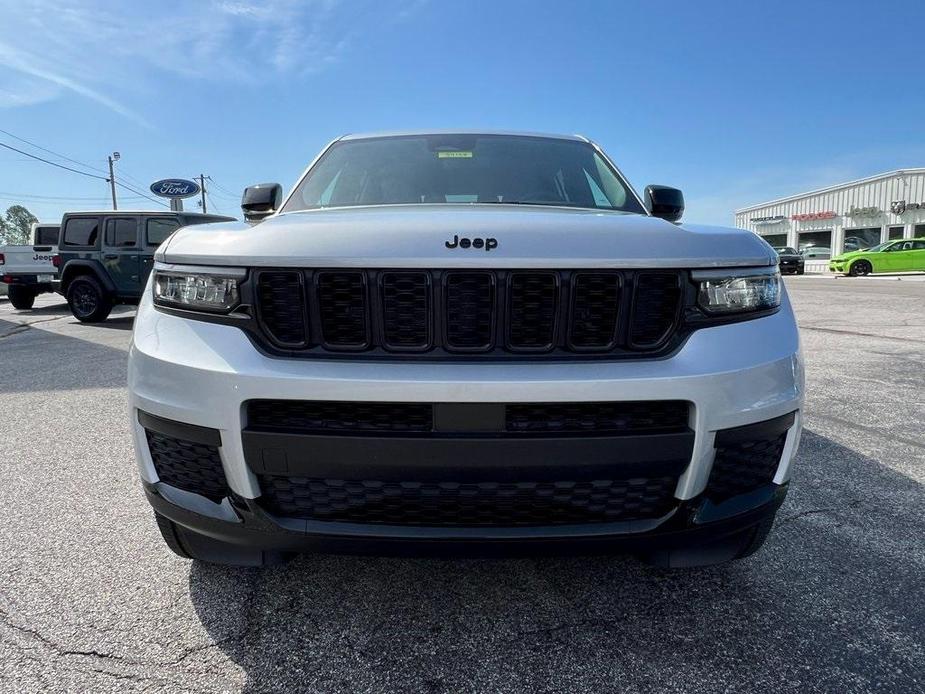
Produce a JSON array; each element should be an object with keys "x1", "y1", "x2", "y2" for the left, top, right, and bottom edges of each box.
[
  {"x1": 241, "y1": 429, "x2": 694, "y2": 480},
  {"x1": 138, "y1": 410, "x2": 222, "y2": 447},
  {"x1": 714, "y1": 411, "x2": 795, "y2": 445}
]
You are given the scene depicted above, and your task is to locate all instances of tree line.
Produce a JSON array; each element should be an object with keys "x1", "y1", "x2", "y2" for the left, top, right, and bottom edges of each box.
[{"x1": 0, "y1": 205, "x2": 39, "y2": 245}]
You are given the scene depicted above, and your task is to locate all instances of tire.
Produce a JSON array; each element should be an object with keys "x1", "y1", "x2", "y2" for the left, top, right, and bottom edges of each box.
[
  {"x1": 796, "y1": 268, "x2": 805, "y2": 275},
  {"x1": 66, "y1": 275, "x2": 113, "y2": 322},
  {"x1": 7, "y1": 285, "x2": 36, "y2": 310},
  {"x1": 848, "y1": 260, "x2": 872, "y2": 277},
  {"x1": 154, "y1": 513, "x2": 291, "y2": 567}
]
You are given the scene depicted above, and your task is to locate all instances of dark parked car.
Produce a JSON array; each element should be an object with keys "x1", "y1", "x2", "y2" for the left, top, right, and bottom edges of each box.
[
  {"x1": 56, "y1": 210, "x2": 235, "y2": 322},
  {"x1": 774, "y1": 247, "x2": 805, "y2": 275}
]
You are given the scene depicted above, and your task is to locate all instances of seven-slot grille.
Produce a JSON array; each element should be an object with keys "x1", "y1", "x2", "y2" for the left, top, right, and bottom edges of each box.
[{"x1": 254, "y1": 269, "x2": 684, "y2": 357}]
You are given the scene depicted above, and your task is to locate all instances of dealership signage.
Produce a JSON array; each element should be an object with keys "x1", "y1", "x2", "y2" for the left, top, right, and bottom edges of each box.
[
  {"x1": 845, "y1": 206, "x2": 881, "y2": 217},
  {"x1": 891, "y1": 200, "x2": 925, "y2": 214},
  {"x1": 791, "y1": 211, "x2": 836, "y2": 221},
  {"x1": 150, "y1": 178, "x2": 201, "y2": 199},
  {"x1": 751, "y1": 215, "x2": 787, "y2": 224}
]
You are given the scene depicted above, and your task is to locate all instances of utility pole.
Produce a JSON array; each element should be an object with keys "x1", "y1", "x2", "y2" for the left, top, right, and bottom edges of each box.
[
  {"x1": 197, "y1": 174, "x2": 207, "y2": 213},
  {"x1": 107, "y1": 151, "x2": 120, "y2": 210}
]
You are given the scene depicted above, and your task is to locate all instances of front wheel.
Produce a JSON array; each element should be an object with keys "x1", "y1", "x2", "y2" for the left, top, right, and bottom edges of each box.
[
  {"x1": 66, "y1": 275, "x2": 113, "y2": 322},
  {"x1": 7, "y1": 285, "x2": 36, "y2": 310},
  {"x1": 849, "y1": 260, "x2": 872, "y2": 277}
]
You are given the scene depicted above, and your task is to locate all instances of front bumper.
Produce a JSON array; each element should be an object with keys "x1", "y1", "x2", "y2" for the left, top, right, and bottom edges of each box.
[{"x1": 129, "y1": 287, "x2": 803, "y2": 549}]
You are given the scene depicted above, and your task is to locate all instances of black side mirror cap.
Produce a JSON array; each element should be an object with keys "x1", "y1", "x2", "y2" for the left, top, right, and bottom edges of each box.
[
  {"x1": 241, "y1": 183, "x2": 283, "y2": 223},
  {"x1": 645, "y1": 185, "x2": 684, "y2": 223}
]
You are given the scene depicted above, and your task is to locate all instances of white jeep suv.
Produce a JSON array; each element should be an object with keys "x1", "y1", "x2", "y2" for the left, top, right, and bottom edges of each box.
[{"x1": 128, "y1": 131, "x2": 803, "y2": 568}]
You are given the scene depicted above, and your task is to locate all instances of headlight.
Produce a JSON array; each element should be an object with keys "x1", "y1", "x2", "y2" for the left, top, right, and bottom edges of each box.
[
  {"x1": 694, "y1": 268, "x2": 781, "y2": 314},
  {"x1": 152, "y1": 265, "x2": 244, "y2": 313}
]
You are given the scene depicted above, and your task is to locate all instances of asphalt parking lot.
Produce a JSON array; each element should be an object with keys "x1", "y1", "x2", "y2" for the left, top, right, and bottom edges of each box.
[{"x1": 1, "y1": 277, "x2": 923, "y2": 693}]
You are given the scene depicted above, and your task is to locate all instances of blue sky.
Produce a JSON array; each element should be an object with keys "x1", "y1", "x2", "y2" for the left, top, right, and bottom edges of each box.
[{"x1": 2, "y1": 0, "x2": 924, "y2": 225}]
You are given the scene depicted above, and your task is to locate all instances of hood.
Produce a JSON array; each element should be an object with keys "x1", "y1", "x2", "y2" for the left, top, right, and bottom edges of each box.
[
  {"x1": 832, "y1": 249, "x2": 866, "y2": 261},
  {"x1": 159, "y1": 205, "x2": 776, "y2": 269}
]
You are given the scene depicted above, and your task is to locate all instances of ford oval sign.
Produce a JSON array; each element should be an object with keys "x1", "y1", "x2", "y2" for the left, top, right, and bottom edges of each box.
[{"x1": 150, "y1": 178, "x2": 201, "y2": 199}]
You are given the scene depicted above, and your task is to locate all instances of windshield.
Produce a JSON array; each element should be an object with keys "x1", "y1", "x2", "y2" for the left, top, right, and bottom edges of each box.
[
  {"x1": 774, "y1": 247, "x2": 797, "y2": 255},
  {"x1": 859, "y1": 242, "x2": 890, "y2": 253},
  {"x1": 281, "y1": 134, "x2": 646, "y2": 214}
]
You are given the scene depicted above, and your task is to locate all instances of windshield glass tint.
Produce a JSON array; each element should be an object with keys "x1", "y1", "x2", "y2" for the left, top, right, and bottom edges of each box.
[{"x1": 282, "y1": 135, "x2": 645, "y2": 214}]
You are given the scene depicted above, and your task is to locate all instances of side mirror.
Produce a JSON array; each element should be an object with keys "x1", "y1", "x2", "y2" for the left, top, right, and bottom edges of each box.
[
  {"x1": 241, "y1": 183, "x2": 283, "y2": 223},
  {"x1": 645, "y1": 185, "x2": 684, "y2": 223}
]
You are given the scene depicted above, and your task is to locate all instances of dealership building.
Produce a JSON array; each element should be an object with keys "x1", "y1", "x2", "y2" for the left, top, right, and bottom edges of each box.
[{"x1": 734, "y1": 168, "x2": 925, "y2": 257}]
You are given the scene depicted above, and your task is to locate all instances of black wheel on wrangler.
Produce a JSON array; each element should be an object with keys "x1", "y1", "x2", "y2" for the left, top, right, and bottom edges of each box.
[
  {"x1": 849, "y1": 260, "x2": 872, "y2": 277},
  {"x1": 7, "y1": 285, "x2": 36, "y2": 310},
  {"x1": 153, "y1": 513, "x2": 292, "y2": 567},
  {"x1": 66, "y1": 275, "x2": 113, "y2": 322}
]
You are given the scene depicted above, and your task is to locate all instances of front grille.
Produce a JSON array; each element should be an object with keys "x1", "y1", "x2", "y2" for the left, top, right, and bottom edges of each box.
[
  {"x1": 505, "y1": 401, "x2": 689, "y2": 434},
  {"x1": 381, "y1": 272, "x2": 430, "y2": 349},
  {"x1": 246, "y1": 399, "x2": 689, "y2": 436},
  {"x1": 706, "y1": 431, "x2": 788, "y2": 502},
  {"x1": 569, "y1": 273, "x2": 620, "y2": 348},
  {"x1": 247, "y1": 400, "x2": 434, "y2": 434},
  {"x1": 444, "y1": 272, "x2": 494, "y2": 349},
  {"x1": 317, "y1": 271, "x2": 369, "y2": 348},
  {"x1": 256, "y1": 271, "x2": 307, "y2": 347},
  {"x1": 630, "y1": 273, "x2": 682, "y2": 348},
  {"x1": 508, "y1": 273, "x2": 558, "y2": 349},
  {"x1": 248, "y1": 269, "x2": 686, "y2": 358},
  {"x1": 258, "y1": 475, "x2": 678, "y2": 526},
  {"x1": 145, "y1": 430, "x2": 230, "y2": 501}
]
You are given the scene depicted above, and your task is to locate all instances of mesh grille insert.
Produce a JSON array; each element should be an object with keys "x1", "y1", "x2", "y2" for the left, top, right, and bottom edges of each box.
[
  {"x1": 569, "y1": 273, "x2": 621, "y2": 349},
  {"x1": 246, "y1": 400, "x2": 434, "y2": 433},
  {"x1": 317, "y1": 271, "x2": 369, "y2": 347},
  {"x1": 381, "y1": 272, "x2": 430, "y2": 349},
  {"x1": 630, "y1": 273, "x2": 682, "y2": 348},
  {"x1": 506, "y1": 401, "x2": 689, "y2": 434},
  {"x1": 256, "y1": 271, "x2": 307, "y2": 346},
  {"x1": 706, "y1": 432, "x2": 787, "y2": 501},
  {"x1": 258, "y1": 475, "x2": 678, "y2": 526},
  {"x1": 508, "y1": 273, "x2": 558, "y2": 349},
  {"x1": 444, "y1": 272, "x2": 494, "y2": 350},
  {"x1": 146, "y1": 430, "x2": 229, "y2": 501}
]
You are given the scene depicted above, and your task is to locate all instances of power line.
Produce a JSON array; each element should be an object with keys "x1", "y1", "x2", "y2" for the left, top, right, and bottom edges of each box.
[
  {"x1": 207, "y1": 177, "x2": 241, "y2": 200},
  {"x1": 205, "y1": 188, "x2": 221, "y2": 214},
  {"x1": 114, "y1": 180, "x2": 168, "y2": 207},
  {"x1": 0, "y1": 141, "x2": 108, "y2": 180},
  {"x1": 0, "y1": 128, "x2": 109, "y2": 175},
  {"x1": 0, "y1": 190, "x2": 148, "y2": 202}
]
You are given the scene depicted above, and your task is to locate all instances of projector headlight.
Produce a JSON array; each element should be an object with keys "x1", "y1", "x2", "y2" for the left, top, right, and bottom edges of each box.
[
  {"x1": 694, "y1": 268, "x2": 781, "y2": 314},
  {"x1": 152, "y1": 264, "x2": 245, "y2": 313}
]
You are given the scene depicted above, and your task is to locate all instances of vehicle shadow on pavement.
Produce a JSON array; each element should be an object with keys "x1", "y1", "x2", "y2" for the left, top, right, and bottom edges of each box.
[
  {"x1": 0, "y1": 318, "x2": 129, "y2": 392},
  {"x1": 186, "y1": 430, "x2": 924, "y2": 694}
]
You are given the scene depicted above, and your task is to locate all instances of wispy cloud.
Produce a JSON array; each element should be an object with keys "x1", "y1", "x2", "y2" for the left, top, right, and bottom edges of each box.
[{"x1": 0, "y1": 0, "x2": 423, "y2": 124}]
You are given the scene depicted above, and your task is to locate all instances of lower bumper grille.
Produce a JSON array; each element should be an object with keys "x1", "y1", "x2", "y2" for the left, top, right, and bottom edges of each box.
[
  {"x1": 246, "y1": 399, "x2": 689, "y2": 436},
  {"x1": 145, "y1": 430, "x2": 229, "y2": 502},
  {"x1": 706, "y1": 413, "x2": 794, "y2": 501},
  {"x1": 257, "y1": 475, "x2": 678, "y2": 526}
]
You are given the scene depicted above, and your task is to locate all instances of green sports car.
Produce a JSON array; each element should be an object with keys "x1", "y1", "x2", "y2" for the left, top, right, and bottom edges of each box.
[{"x1": 829, "y1": 237, "x2": 925, "y2": 276}]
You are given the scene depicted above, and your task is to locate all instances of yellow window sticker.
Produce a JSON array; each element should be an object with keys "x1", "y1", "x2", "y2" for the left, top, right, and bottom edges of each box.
[{"x1": 437, "y1": 151, "x2": 473, "y2": 158}]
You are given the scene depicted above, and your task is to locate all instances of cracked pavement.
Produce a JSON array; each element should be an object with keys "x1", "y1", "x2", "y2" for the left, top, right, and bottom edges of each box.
[{"x1": 1, "y1": 277, "x2": 923, "y2": 693}]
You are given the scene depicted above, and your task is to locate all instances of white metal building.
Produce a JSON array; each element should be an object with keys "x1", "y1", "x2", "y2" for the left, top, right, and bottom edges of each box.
[{"x1": 734, "y1": 169, "x2": 925, "y2": 259}]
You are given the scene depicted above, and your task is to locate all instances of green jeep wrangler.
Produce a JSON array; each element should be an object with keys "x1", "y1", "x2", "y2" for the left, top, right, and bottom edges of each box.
[{"x1": 56, "y1": 210, "x2": 235, "y2": 322}]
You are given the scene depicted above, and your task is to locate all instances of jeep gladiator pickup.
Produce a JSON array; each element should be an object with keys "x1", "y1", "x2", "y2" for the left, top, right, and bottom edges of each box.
[
  {"x1": 129, "y1": 131, "x2": 803, "y2": 568},
  {"x1": 0, "y1": 222, "x2": 59, "y2": 309}
]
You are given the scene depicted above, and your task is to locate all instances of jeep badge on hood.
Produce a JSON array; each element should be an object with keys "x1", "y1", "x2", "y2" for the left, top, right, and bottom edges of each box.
[{"x1": 445, "y1": 235, "x2": 498, "y2": 251}]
